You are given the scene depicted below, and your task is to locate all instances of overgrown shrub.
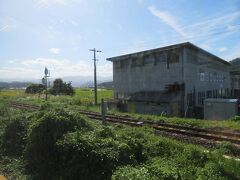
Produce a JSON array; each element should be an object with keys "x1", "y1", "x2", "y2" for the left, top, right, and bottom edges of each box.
[
  {"x1": 56, "y1": 127, "x2": 134, "y2": 180},
  {"x1": 112, "y1": 166, "x2": 152, "y2": 180},
  {"x1": 112, "y1": 137, "x2": 240, "y2": 180},
  {"x1": 230, "y1": 116, "x2": 240, "y2": 122},
  {"x1": 25, "y1": 84, "x2": 45, "y2": 94},
  {"x1": 217, "y1": 141, "x2": 240, "y2": 157},
  {"x1": 24, "y1": 110, "x2": 92, "y2": 179},
  {"x1": 112, "y1": 155, "x2": 228, "y2": 180},
  {"x1": 49, "y1": 78, "x2": 75, "y2": 96},
  {"x1": 208, "y1": 152, "x2": 240, "y2": 179},
  {"x1": 1, "y1": 115, "x2": 29, "y2": 157},
  {"x1": 72, "y1": 97, "x2": 93, "y2": 106},
  {"x1": 0, "y1": 156, "x2": 29, "y2": 180},
  {"x1": 196, "y1": 162, "x2": 226, "y2": 180},
  {"x1": 116, "y1": 127, "x2": 155, "y2": 163},
  {"x1": 1, "y1": 106, "x2": 239, "y2": 179}
]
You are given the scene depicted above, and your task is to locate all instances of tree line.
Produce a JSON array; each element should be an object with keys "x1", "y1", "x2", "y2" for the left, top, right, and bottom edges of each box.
[{"x1": 25, "y1": 78, "x2": 74, "y2": 96}]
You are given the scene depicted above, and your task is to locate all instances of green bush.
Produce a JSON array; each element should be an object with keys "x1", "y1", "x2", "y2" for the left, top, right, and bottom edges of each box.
[
  {"x1": 112, "y1": 166, "x2": 152, "y2": 180},
  {"x1": 208, "y1": 152, "x2": 240, "y2": 179},
  {"x1": 25, "y1": 84, "x2": 45, "y2": 94},
  {"x1": 116, "y1": 127, "x2": 155, "y2": 163},
  {"x1": 0, "y1": 107, "x2": 239, "y2": 179},
  {"x1": 216, "y1": 141, "x2": 240, "y2": 157},
  {"x1": 146, "y1": 158, "x2": 180, "y2": 179},
  {"x1": 56, "y1": 128, "x2": 134, "y2": 179},
  {"x1": 196, "y1": 162, "x2": 226, "y2": 180},
  {"x1": 24, "y1": 110, "x2": 92, "y2": 179},
  {"x1": 0, "y1": 156, "x2": 29, "y2": 180},
  {"x1": 49, "y1": 78, "x2": 75, "y2": 96},
  {"x1": 1, "y1": 115, "x2": 29, "y2": 157},
  {"x1": 230, "y1": 116, "x2": 240, "y2": 121}
]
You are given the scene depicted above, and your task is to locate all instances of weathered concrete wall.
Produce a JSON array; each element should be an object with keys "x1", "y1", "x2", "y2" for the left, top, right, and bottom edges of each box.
[
  {"x1": 184, "y1": 47, "x2": 231, "y2": 107},
  {"x1": 113, "y1": 49, "x2": 184, "y2": 99},
  {"x1": 110, "y1": 43, "x2": 232, "y2": 117},
  {"x1": 231, "y1": 74, "x2": 240, "y2": 90}
]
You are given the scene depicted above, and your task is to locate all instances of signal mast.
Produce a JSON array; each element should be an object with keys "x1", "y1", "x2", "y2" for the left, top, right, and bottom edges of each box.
[{"x1": 42, "y1": 67, "x2": 50, "y2": 101}]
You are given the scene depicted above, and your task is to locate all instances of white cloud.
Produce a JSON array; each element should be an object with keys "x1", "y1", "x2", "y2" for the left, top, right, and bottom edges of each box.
[
  {"x1": 0, "y1": 17, "x2": 18, "y2": 32},
  {"x1": 0, "y1": 25, "x2": 10, "y2": 32},
  {"x1": 148, "y1": 5, "x2": 187, "y2": 37},
  {"x1": 147, "y1": 5, "x2": 240, "y2": 51},
  {"x1": 218, "y1": 47, "x2": 228, "y2": 52},
  {"x1": 181, "y1": 11, "x2": 240, "y2": 39},
  {"x1": 222, "y1": 43, "x2": 240, "y2": 61},
  {"x1": 1, "y1": 58, "x2": 112, "y2": 79},
  {"x1": 137, "y1": 0, "x2": 144, "y2": 4},
  {"x1": 8, "y1": 59, "x2": 20, "y2": 64},
  {"x1": 36, "y1": 0, "x2": 67, "y2": 7},
  {"x1": 48, "y1": 48, "x2": 61, "y2": 54},
  {"x1": 69, "y1": 19, "x2": 79, "y2": 26},
  {"x1": 0, "y1": 67, "x2": 41, "y2": 79}
]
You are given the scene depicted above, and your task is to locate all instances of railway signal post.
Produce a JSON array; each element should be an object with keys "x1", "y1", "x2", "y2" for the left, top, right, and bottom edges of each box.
[
  {"x1": 43, "y1": 67, "x2": 50, "y2": 101},
  {"x1": 89, "y1": 48, "x2": 102, "y2": 105}
]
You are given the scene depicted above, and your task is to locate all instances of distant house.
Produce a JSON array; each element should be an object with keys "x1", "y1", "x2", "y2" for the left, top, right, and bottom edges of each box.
[{"x1": 107, "y1": 42, "x2": 233, "y2": 117}]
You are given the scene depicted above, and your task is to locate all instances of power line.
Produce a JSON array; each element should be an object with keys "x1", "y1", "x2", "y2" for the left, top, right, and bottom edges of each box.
[{"x1": 89, "y1": 48, "x2": 102, "y2": 105}]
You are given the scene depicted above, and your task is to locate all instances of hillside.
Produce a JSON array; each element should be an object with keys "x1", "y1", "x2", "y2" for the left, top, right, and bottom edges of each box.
[
  {"x1": 0, "y1": 81, "x2": 32, "y2": 89},
  {"x1": 230, "y1": 58, "x2": 240, "y2": 65},
  {"x1": 98, "y1": 81, "x2": 113, "y2": 89}
]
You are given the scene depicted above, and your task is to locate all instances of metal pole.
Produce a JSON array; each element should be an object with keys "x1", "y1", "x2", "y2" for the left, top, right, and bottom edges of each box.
[
  {"x1": 90, "y1": 48, "x2": 101, "y2": 105},
  {"x1": 45, "y1": 74, "x2": 48, "y2": 101},
  {"x1": 44, "y1": 67, "x2": 50, "y2": 101},
  {"x1": 94, "y1": 49, "x2": 97, "y2": 105},
  {"x1": 101, "y1": 98, "x2": 106, "y2": 124}
]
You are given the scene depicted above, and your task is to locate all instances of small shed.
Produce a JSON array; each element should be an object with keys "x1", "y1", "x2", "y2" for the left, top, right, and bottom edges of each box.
[{"x1": 204, "y1": 98, "x2": 239, "y2": 120}]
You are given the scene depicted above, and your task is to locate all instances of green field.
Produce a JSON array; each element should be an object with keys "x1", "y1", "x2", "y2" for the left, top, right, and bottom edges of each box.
[{"x1": 0, "y1": 88, "x2": 240, "y2": 179}]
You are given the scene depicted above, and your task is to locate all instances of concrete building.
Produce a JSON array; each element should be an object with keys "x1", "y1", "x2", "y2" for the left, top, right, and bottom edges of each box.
[
  {"x1": 230, "y1": 58, "x2": 240, "y2": 98},
  {"x1": 107, "y1": 42, "x2": 232, "y2": 117}
]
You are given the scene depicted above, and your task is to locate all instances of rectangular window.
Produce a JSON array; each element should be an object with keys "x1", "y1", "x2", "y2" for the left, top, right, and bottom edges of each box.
[
  {"x1": 206, "y1": 90, "x2": 212, "y2": 98},
  {"x1": 209, "y1": 73, "x2": 213, "y2": 82},
  {"x1": 200, "y1": 72, "x2": 205, "y2": 81},
  {"x1": 198, "y1": 91, "x2": 205, "y2": 105},
  {"x1": 131, "y1": 59, "x2": 137, "y2": 67},
  {"x1": 120, "y1": 60, "x2": 128, "y2": 69},
  {"x1": 168, "y1": 53, "x2": 179, "y2": 63},
  {"x1": 154, "y1": 53, "x2": 167, "y2": 65},
  {"x1": 205, "y1": 73, "x2": 209, "y2": 81},
  {"x1": 144, "y1": 55, "x2": 154, "y2": 65}
]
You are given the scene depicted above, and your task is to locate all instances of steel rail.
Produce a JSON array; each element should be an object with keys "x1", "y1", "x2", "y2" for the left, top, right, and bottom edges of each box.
[{"x1": 11, "y1": 102, "x2": 240, "y2": 145}]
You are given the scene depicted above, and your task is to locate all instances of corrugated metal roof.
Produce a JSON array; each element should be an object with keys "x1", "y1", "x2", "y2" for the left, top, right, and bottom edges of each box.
[{"x1": 107, "y1": 42, "x2": 230, "y2": 66}]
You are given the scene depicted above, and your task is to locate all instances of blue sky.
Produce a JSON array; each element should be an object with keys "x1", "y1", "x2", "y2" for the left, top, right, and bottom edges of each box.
[{"x1": 0, "y1": 0, "x2": 240, "y2": 81}]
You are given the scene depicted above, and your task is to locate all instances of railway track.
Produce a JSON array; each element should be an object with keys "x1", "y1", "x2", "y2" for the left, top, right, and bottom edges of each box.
[
  {"x1": 11, "y1": 102, "x2": 240, "y2": 146},
  {"x1": 11, "y1": 102, "x2": 40, "y2": 111},
  {"x1": 79, "y1": 111, "x2": 240, "y2": 146}
]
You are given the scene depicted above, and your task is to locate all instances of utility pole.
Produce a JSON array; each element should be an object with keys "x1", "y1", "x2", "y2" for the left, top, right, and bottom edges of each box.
[{"x1": 89, "y1": 48, "x2": 102, "y2": 105}]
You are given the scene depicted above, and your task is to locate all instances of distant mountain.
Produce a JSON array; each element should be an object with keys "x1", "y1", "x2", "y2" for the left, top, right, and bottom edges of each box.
[
  {"x1": 229, "y1": 58, "x2": 240, "y2": 74},
  {"x1": 61, "y1": 76, "x2": 112, "y2": 87},
  {"x1": 230, "y1": 58, "x2": 240, "y2": 65},
  {"x1": 0, "y1": 75, "x2": 112, "y2": 88},
  {"x1": 98, "y1": 81, "x2": 113, "y2": 89},
  {"x1": 0, "y1": 81, "x2": 32, "y2": 89}
]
